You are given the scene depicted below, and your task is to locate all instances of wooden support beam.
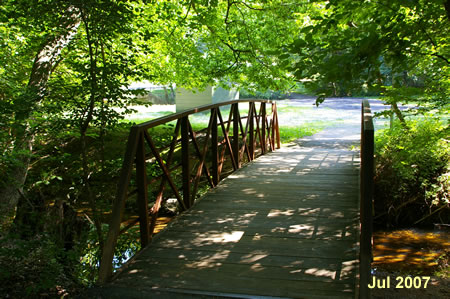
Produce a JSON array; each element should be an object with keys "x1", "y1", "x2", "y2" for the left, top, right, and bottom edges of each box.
[
  {"x1": 98, "y1": 126, "x2": 140, "y2": 283},
  {"x1": 275, "y1": 104, "x2": 281, "y2": 149},
  {"x1": 261, "y1": 102, "x2": 266, "y2": 154},
  {"x1": 188, "y1": 122, "x2": 214, "y2": 188},
  {"x1": 149, "y1": 120, "x2": 181, "y2": 239},
  {"x1": 211, "y1": 108, "x2": 219, "y2": 185},
  {"x1": 249, "y1": 102, "x2": 255, "y2": 160},
  {"x1": 181, "y1": 116, "x2": 191, "y2": 209},
  {"x1": 217, "y1": 108, "x2": 237, "y2": 171},
  {"x1": 136, "y1": 131, "x2": 150, "y2": 248},
  {"x1": 271, "y1": 103, "x2": 276, "y2": 150},
  {"x1": 190, "y1": 111, "x2": 214, "y2": 204},
  {"x1": 360, "y1": 100, "x2": 374, "y2": 299},
  {"x1": 238, "y1": 107, "x2": 251, "y2": 163},
  {"x1": 232, "y1": 103, "x2": 240, "y2": 169},
  {"x1": 143, "y1": 131, "x2": 186, "y2": 211}
]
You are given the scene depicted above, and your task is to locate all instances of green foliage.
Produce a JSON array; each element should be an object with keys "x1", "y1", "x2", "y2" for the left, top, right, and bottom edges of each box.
[
  {"x1": 3, "y1": 0, "x2": 448, "y2": 294},
  {"x1": 283, "y1": 0, "x2": 449, "y2": 109},
  {"x1": 374, "y1": 116, "x2": 450, "y2": 227},
  {"x1": 75, "y1": 223, "x2": 141, "y2": 286},
  {"x1": 239, "y1": 89, "x2": 286, "y2": 100},
  {"x1": 0, "y1": 233, "x2": 79, "y2": 297}
]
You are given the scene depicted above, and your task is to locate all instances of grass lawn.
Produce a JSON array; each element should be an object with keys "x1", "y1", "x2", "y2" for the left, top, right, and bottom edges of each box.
[{"x1": 121, "y1": 100, "x2": 342, "y2": 143}]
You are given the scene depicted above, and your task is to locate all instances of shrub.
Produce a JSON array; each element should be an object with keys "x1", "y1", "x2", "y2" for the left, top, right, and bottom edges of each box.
[
  {"x1": 0, "y1": 233, "x2": 79, "y2": 297},
  {"x1": 239, "y1": 89, "x2": 286, "y2": 99},
  {"x1": 374, "y1": 116, "x2": 449, "y2": 227}
]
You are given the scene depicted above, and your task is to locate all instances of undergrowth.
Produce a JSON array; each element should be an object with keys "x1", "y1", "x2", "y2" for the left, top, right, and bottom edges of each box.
[{"x1": 374, "y1": 116, "x2": 449, "y2": 228}]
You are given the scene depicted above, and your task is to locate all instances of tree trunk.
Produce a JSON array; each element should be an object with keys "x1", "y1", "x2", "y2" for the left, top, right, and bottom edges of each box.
[
  {"x1": 0, "y1": 6, "x2": 81, "y2": 231},
  {"x1": 391, "y1": 101, "x2": 408, "y2": 129},
  {"x1": 445, "y1": 0, "x2": 450, "y2": 21},
  {"x1": 169, "y1": 85, "x2": 176, "y2": 104},
  {"x1": 163, "y1": 86, "x2": 169, "y2": 104}
]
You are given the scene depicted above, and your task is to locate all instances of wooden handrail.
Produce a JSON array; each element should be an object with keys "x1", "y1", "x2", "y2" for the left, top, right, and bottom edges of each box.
[
  {"x1": 135, "y1": 99, "x2": 272, "y2": 130},
  {"x1": 359, "y1": 99, "x2": 374, "y2": 299},
  {"x1": 98, "y1": 99, "x2": 280, "y2": 283}
]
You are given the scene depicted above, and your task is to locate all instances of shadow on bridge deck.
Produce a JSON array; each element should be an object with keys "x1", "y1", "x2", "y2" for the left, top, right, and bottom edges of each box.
[{"x1": 85, "y1": 124, "x2": 361, "y2": 299}]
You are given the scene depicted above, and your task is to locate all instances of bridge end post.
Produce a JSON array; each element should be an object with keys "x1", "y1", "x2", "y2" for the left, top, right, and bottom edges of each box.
[
  {"x1": 359, "y1": 100, "x2": 374, "y2": 299},
  {"x1": 98, "y1": 126, "x2": 140, "y2": 284}
]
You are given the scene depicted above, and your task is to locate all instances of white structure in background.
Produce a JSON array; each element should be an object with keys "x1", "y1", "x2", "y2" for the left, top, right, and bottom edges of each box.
[
  {"x1": 176, "y1": 85, "x2": 239, "y2": 112},
  {"x1": 129, "y1": 81, "x2": 170, "y2": 91}
]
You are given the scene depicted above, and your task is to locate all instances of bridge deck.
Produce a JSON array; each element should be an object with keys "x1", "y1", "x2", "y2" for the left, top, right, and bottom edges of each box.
[{"x1": 101, "y1": 125, "x2": 361, "y2": 298}]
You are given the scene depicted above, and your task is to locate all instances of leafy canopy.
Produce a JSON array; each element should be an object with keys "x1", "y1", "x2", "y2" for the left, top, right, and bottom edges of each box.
[{"x1": 282, "y1": 0, "x2": 449, "y2": 109}]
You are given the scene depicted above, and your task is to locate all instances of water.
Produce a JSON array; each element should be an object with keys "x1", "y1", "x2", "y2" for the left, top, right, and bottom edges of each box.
[{"x1": 372, "y1": 228, "x2": 449, "y2": 275}]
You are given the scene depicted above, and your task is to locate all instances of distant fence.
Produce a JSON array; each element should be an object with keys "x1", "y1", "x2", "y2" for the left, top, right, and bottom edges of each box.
[
  {"x1": 98, "y1": 100, "x2": 280, "y2": 282},
  {"x1": 359, "y1": 99, "x2": 374, "y2": 298}
]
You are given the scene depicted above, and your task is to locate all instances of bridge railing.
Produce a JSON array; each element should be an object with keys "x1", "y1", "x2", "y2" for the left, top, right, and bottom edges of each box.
[
  {"x1": 359, "y1": 99, "x2": 374, "y2": 298},
  {"x1": 98, "y1": 99, "x2": 280, "y2": 282}
]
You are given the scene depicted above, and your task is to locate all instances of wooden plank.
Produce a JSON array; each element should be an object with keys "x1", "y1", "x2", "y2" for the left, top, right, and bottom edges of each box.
[
  {"x1": 113, "y1": 266, "x2": 355, "y2": 298},
  {"x1": 184, "y1": 206, "x2": 359, "y2": 219},
  {"x1": 138, "y1": 246, "x2": 353, "y2": 270},
  {"x1": 121, "y1": 259, "x2": 356, "y2": 284},
  {"x1": 165, "y1": 225, "x2": 358, "y2": 242}
]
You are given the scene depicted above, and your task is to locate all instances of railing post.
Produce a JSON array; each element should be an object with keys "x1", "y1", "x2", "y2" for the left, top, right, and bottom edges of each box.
[
  {"x1": 271, "y1": 103, "x2": 276, "y2": 150},
  {"x1": 249, "y1": 102, "x2": 255, "y2": 160},
  {"x1": 136, "y1": 131, "x2": 150, "y2": 248},
  {"x1": 360, "y1": 100, "x2": 374, "y2": 299},
  {"x1": 274, "y1": 103, "x2": 281, "y2": 149},
  {"x1": 98, "y1": 126, "x2": 140, "y2": 283},
  {"x1": 211, "y1": 108, "x2": 219, "y2": 185},
  {"x1": 181, "y1": 116, "x2": 191, "y2": 208},
  {"x1": 261, "y1": 102, "x2": 266, "y2": 154},
  {"x1": 232, "y1": 103, "x2": 240, "y2": 168}
]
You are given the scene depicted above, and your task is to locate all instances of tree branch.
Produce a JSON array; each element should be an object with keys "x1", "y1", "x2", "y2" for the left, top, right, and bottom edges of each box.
[{"x1": 445, "y1": 0, "x2": 450, "y2": 21}]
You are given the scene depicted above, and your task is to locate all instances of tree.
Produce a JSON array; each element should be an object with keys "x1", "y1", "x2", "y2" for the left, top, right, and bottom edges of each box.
[
  {"x1": 1, "y1": 1, "x2": 302, "y2": 291},
  {"x1": 281, "y1": 0, "x2": 449, "y2": 227},
  {"x1": 1, "y1": 0, "x2": 301, "y2": 231},
  {"x1": 281, "y1": 0, "x2": 449, "y2": 114},
  {"x1": 0, "y1": 1, "x2": 81, "y2": 229}
]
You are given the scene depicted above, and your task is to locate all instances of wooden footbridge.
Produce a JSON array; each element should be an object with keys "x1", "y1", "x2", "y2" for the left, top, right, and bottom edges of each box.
[{"x1": 93, "y1": 100, "x2": 374, "y2": 298}]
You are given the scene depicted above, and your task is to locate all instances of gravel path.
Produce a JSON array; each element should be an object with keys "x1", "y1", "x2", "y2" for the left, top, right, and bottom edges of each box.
[{"x1": 281, "y1": 96, "x2": 389, "y2": 129}]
